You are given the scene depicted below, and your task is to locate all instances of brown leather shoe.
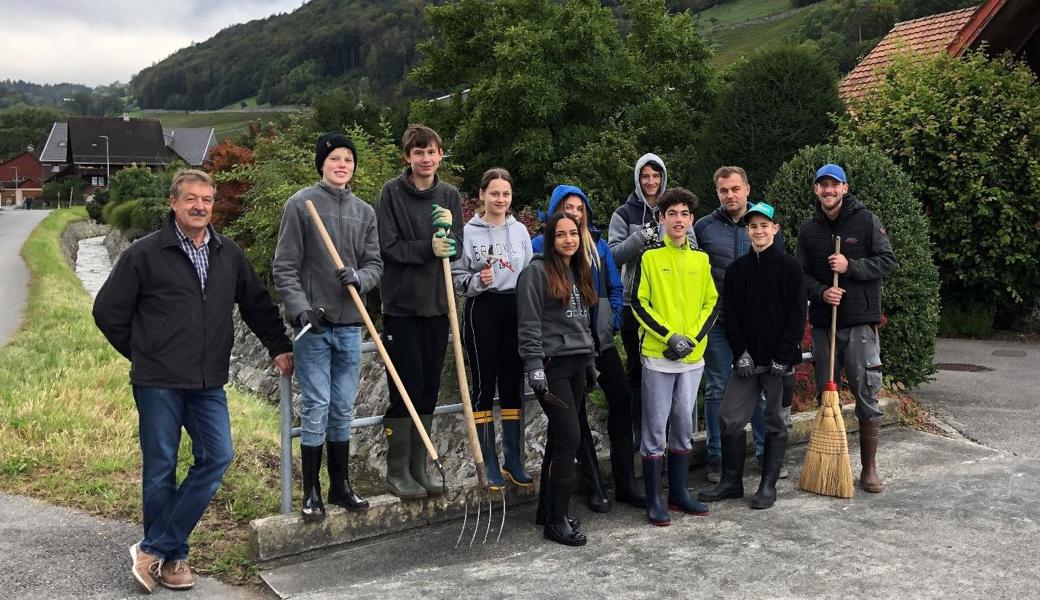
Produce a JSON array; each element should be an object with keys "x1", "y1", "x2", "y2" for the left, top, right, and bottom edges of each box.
[
  {"x1": 859, "y1": 419, "x2": 885, "y2": 493},
  {"x1": 129, "y1": 543, "x2": 161, "y2": 593},
  {"x1": 160, "y1": 559, "x2": 195, "y2": 590}
]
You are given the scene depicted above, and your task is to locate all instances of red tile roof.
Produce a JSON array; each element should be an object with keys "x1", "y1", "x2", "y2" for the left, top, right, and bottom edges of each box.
[{"x1": 838, "y1": 6, "x2": 979, "y2": 102}]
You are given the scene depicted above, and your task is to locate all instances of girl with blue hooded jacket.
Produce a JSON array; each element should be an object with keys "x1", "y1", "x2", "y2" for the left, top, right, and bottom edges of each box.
[
  {"x1": 532, "y1": 184, "x2": 647, "y2": 512},
  {"x1": 451, "y1": 168, "x2": 535, "y2": 489}
]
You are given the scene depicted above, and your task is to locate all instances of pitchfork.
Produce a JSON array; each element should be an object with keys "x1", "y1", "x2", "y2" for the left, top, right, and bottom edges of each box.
[
  {"x1": 303, "y1": 201, "x2": 447, "y2": 494},
  {"x1": 438, "y1": 219, "x2": 506, "y2": 548}
]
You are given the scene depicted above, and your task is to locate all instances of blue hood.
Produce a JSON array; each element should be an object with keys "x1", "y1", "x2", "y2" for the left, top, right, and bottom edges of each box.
[{"x1": 538, "y1": 184, "x2": 592, "y2": 222}]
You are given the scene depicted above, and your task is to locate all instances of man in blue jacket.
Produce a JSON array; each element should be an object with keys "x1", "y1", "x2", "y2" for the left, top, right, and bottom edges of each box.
[{"x1": 693, "y1": 166, "x2": 788, "y2": 483}]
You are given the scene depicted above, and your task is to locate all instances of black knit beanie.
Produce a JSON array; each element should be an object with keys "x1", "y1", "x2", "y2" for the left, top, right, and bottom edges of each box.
[{"x1": 314, "y1": 132, "x2": 357, "y2": 176}]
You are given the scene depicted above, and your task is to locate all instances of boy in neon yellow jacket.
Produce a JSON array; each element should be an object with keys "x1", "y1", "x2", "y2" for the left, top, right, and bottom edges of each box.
[{"x1": 631, "y1": 187, "x2": 718, "y2": 526}]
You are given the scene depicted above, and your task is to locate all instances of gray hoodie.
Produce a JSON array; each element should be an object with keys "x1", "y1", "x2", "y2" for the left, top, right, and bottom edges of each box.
[
  {"x1": 516, "y1": 256, "x2": 596, "y2": 372},
  {"x1": 273, "y1": 181, "x2": 382, "y2": 324},
  {"x1": 451, "y1": 214, "x2": 533, "y2": 297}
]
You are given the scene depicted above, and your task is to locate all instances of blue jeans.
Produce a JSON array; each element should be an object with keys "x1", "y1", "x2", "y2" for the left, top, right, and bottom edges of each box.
[
  {"x1": 133, "y1": 386, "x2": 234, "y2": 561},
  {"x1": 294, "y1": 325, "x2": 363, "y2": 446},
  {"x1": 702, "y1": 322, "x2": 766, "y2": 458}
]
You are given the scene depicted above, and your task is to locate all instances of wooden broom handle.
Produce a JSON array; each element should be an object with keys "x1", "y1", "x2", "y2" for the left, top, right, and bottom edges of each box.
[
  {"x1": 441, "y1": 256, "x2": 488, "y2": 487},
  {"x1": 829, "y1": 236, "x2": 841, "y2": 383},
  {"x1": 303, "y1": 200, "x2": 439, "y2": 462}
]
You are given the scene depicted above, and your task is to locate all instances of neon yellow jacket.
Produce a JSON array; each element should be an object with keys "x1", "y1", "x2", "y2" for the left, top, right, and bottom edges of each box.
[{"x1": 631, "y1": 236, "x2": 719, "y2": 363}]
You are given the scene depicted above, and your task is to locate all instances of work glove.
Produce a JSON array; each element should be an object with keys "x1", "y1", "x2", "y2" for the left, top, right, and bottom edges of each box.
[
  {"x1": 295, "y1": 309, "x2": 325, "y2": 335},
  {"x1": 735, "y1": 351, "x2": 755, "y2": 378},
  {"x1": 639, "y1": 222, "x2": 659, "y2": 245},
  {"x1": 666, "y1": 334, "x2": 694, "y2": 360},
  {"x1": 432, "y1": 230, "x2": 457, "y2": 258},
  {"x1": 528, "y1": 368, "x2": 548, "y2": 395},
  {"x1": 769, "y1": 360, "x2": 788, "y2": 377},
  {"x1": 431, "y1": 204, "x2": 452, "y2": 229},
  {"x1": 335, "y1": 267, "x2": 360, "y2": 288},
  {"x1": 585, "y1": 364, "x2": 599, "y2": 390}
]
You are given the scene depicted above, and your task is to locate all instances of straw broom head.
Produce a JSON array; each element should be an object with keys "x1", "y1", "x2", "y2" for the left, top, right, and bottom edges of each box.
[{"x1": 798, "y1": 381, "x2": 854, "y2": 498}]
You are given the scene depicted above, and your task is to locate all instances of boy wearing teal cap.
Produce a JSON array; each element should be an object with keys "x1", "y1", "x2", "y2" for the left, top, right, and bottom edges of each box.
[{"x1": 699, "y1": 202, "x2": 805, "y2": 510}]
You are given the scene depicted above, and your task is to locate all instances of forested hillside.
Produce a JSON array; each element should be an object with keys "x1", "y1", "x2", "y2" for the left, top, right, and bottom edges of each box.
[{"x1": 131, "y1": 0, "x2": 430, "y2": 110}]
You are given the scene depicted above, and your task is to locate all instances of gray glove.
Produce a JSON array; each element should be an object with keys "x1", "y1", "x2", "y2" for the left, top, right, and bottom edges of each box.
[
  {"x1": 639, "y1": 222, "x2": 659, "y2": 245},
  {"x1": 335, "y1": 267, "x2": 360, "y2": 288},
  {"x1": 295, "y1": 310, "x2": 325, "y2": 335},
  {"x1": 735, "y1": 351, "x2": 755, "y2": 378},
  {"x1": 666, "y1": 334, "x2": 693, "y2": 359},
  {"x1": 769, "y1": 360, "x2": 787, "y2": 377},
  {"x1": 529, "y1": 368, "x2": 547, "y2": 395}
]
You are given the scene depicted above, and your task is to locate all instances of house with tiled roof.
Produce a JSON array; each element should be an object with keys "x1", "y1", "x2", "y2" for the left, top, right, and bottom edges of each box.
[
  {"x1": 838, "y1": 0, "x2": 1040, "y2": 102},
  {"x1": 38, "y1": 115, "x2": 215, "y2": 189},
  {"x1": 0, "y1": 151, "x2": 44, "y2": 206}
]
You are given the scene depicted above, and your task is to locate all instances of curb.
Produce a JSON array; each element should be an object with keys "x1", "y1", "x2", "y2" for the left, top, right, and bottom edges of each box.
[{"x1": 249, "y1": 396, "x2": 899, "y2": 562}]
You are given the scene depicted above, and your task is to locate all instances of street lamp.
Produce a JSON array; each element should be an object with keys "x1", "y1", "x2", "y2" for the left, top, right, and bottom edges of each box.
[{"x1": 99, "y1": 135, "x2": 110, "y2": 187}]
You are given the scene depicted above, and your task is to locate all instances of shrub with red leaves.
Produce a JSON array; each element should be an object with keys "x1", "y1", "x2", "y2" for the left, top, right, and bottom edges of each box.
[{"x1": 205, "y1": 141, "x2": 254, "y2": 231}]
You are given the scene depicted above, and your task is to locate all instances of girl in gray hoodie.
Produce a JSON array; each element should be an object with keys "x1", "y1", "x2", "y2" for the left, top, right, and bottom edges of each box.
[{"x1": 451, "y1": 168, "x2": 534, "y2": 489}]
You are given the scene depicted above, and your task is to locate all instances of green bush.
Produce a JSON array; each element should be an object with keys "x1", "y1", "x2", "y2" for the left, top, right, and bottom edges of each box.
[
  {"x1": 105, "y1": 199, "x2": 143, "y2": 233},
  {"x1": 766, "y1": 143, "x2": 939, "y2": 389},
  {"x1": 129, "y1": 198, "x2": 168, "y2": 234},
  {"x1": 938, "y1": 304, "x2": 995, "y2": 338},
  {"x1": 108, "y1": 165, "x2": 163, "y2": 203},
  {"x1": 86, "y1": 189, "x2": 110, "y2": 223},
  {"x1": 839, "y1": 51, "x2": 1040, "y2": 322}
]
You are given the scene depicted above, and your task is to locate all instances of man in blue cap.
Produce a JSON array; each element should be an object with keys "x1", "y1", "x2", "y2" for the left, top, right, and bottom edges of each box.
[
  {"x1": 699, "y1": 202, "x2": 804, "y2": 509},
  {"x1": 795, "y1": 164, "x2": 897, "y2": 493}
]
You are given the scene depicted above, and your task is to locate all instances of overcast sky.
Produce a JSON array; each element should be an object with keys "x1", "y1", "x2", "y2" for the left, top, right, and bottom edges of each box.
[{"x1": 2, "y1": 0, "x2": 305, "y2": 86}]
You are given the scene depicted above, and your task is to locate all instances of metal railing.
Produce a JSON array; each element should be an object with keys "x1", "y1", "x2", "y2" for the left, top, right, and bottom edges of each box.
[{"x1": 277, "y1": 340, "x2": 812, "y2": 514}]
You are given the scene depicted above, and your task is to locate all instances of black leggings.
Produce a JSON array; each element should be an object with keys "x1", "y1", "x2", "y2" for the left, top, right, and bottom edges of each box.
[
  {"x1": 463, "y1": 292, "x2": 523, "y2": 412},
  {"x1": 595, "y1": 345, "x2": 633, "y2": 439},
  {"x1": 382, "y1": 314, "x2": 449, "y2": 418},
  {"x1": 538, "y1": 355, "x2": 586, "y2": 487}
]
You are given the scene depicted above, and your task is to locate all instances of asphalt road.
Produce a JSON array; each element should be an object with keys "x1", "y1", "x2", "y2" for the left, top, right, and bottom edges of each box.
[{"x1": 0, "y1": 208, "x2": 50, "y2": 345}]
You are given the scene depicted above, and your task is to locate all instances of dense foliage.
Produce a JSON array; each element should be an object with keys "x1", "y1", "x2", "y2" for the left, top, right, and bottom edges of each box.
[
  {"x1": 839, "y1": 51, "x2": 1040, "y2": 323},
  {"x1": 98, "y1": 165, "x2": 172, "y2": 238},
  {"x1": 131, "y1": 0, "x2": 430, "y2": 110},
  {"x1": 0, "y1": 106, "x2": 62, "y2": 162},
  {"x1": 767, "y1": 144, "x2": 939, "y2": 389},
  {"x1": 410, "y1": 0, "x2": 714, "y2": 210}
]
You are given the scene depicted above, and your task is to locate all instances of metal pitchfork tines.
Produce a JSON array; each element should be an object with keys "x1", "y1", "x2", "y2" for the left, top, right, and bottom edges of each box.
[
  {"x1": 440, "y1": 241, "x2": 507, "y2": 548},
  {"x1": 303, "y1": 200, "x2": 447, "y2": 494}
]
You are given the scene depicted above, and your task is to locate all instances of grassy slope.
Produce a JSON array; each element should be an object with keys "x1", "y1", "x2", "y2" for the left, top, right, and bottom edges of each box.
[
  {"x1": 694, "y1": 0, "x2": 793, "y2": 28},
  {"x1": 131, "y1": 109, "x2": 267, "y2": 143},
  {"x1": 0, "y1": 209, "x2": 284, "y2": 582},
  {"x1": 709, "y1": 8, "x2": 815, "y2": 66}
]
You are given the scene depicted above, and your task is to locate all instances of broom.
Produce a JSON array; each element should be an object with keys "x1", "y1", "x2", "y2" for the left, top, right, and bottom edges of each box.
[{"x1": 798, "y1": 236, "x2": 854, "y2": 499}]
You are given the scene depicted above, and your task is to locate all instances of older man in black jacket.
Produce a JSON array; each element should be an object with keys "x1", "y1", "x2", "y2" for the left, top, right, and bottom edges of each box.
[
  {"x1": 93, "y1": 170, "x2": 292, "y2": 594},
  {"x1": 796, "y1": 164, "x2": 896, "y2": 494}
]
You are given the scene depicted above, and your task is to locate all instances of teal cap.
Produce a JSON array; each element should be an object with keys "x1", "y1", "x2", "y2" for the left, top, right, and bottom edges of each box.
[{"x1": 741, "y1": 202, "x2": 776, "y2": 224}]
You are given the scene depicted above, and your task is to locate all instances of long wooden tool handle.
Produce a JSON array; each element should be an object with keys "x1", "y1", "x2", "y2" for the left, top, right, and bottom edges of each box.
[
  {"x1": 829, "y1": 236, "x2": 841, "y2": 383},
  {"x1": 303, "y1": 200, "x2": 439, "y2": 462},
  {"x1": 441, "y1": 256, "x2": 487, "y2": 487}
]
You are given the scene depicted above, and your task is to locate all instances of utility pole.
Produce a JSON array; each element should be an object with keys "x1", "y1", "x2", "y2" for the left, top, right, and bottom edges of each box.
[{"x1": 99, "y1": 135, "x2": 110, "y2": 187}]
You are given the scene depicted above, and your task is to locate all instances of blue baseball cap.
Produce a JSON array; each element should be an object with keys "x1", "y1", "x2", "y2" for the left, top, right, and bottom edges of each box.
[
  {"x1": 741, "y1": 202, "x2": 776, "y2": 224},
  {"x1": 814, "y1": 164, "x2": 847, "y2": 183}
]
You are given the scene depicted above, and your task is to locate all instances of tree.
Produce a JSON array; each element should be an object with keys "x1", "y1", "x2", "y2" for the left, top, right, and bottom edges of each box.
[
  {"x1": 838, "y1": 51, "x2": 1040, "y2": 324},
  {"x1": 0, "y1": 106, "x2": 62, "y2": 161},
  {"x1": 692, "y1": 45, "x2": 841, "y2": 204},
  {"x1": 767, "y1": 143, "x2": 939, "y2": 389},
  {"x1": 107, "y1": 165, "x2": 163, "y2": 204}
]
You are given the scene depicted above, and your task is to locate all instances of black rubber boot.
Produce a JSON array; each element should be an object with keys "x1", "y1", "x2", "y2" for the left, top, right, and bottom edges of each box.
[
  {"x1": 698, "y1": 434, "x2": 746, "y2": 502},
  {"x1": 642, "y1": 455, "x2": 670, "y2": 526},
  {"x1": 475, "y1": 413, "x2": 506, "y2": 489},
  {"x1": 666, "y1": 450, "x2": 709, "y2": 516},
  {"x1": 578, "y1": 423, "x2": 612, "y2": 513},
  {"x1": 609, "y1": 434, "x2": 646, "y2": 508},
  {"x1": 500, "y1": 416, "x2": 534, "y2": 486},
  {"x1": 384, "y1": 417, "x2": 427, "y2": 500},
  {"x1": 410, "y1": 415, "x2": 445, "y2": 496},
  {"x1": 300, "y1": 444, "x2": 326, "y2": 522},
  {"x1": 534, "y1": 461, "x2": 580, "y2": 530},
  {"x1": 750, "y1": 432, "x2": 788, "y2": 509},
  {"x1": 543, "y1": 478, "x2": 587, "y2": 546},
  {"x1": 326, "y1": 440, "x2": 369, "y2": 511}
]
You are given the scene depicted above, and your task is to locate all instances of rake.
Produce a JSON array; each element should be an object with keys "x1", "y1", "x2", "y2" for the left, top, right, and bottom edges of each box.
[
  {"x1": 303, "y1": 200, "x2": 446, "y2": 494},
  {"x1": 439, "y1": 230, "x2": 507, "y2": 548}
]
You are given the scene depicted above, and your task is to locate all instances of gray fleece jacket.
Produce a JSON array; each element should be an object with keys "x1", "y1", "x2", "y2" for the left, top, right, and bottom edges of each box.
[
  {"x1": 516, "y1": 256, "x2": 596, "y2": 372},
  {"x1": 451, "y1": 214, "x2": 533, "y2": 297},
  {"x1": 273, "y1": 181, "x2": 382, "y2": 324}
]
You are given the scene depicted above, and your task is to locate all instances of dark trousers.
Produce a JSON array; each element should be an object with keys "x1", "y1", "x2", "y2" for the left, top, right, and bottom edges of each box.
[
  {"x1": 382, "y1": 314, "x2": 449, "y2": 418},
  {"x1": 463, "y1": 293, "x2": 523, "y2": 412},
  {"x1": 595, "y1": 345, "x2": 634, "y2": 439},
  {"x1": 719, "y1": 372, "x2": 787, "y2": 436},
  {"x1": 133, "y1": 386, "x2": 234, "y2": 561},
  {"x1": 538, "y1": 355, "x2": 586, "y2": 487},
  {"x1": 620, "y1": 306, "x2": 643, "y2": 392}
]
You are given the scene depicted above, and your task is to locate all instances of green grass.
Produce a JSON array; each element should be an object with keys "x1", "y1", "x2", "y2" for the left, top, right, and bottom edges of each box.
[
  {"x1": 708, "y1": 8, "x2": 814, "y2": 66},
  {"x1": 693, "y1": 0, "x2": 793, "y2": 30},
  {"x1": 131, "y1": 109, "x2": 271, "y2": 143},
  {"x1": 0, "y1": 209, "x2": 285, "y2": 583}
]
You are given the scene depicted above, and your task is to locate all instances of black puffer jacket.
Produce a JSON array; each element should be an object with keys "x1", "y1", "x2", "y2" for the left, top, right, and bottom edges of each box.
[
  {"x1": 93, "y1": 212, "x2": 292, "y2": 389},
  {"x1": 796, "y1": 194, "x2": 897, "y2": 329}
]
